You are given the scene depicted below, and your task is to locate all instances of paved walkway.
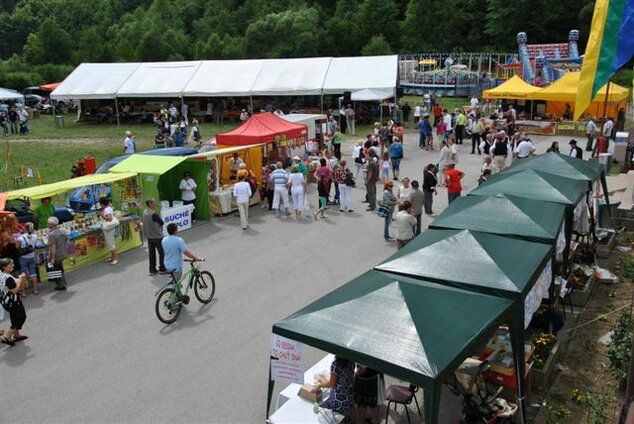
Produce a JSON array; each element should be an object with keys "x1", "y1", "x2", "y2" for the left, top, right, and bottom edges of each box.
[{"x1": 0, "y1": 131, "x2": 560, "y2": 423}]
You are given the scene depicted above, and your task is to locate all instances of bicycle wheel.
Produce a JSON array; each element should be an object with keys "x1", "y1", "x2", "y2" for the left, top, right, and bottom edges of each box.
[
  {"x1": 155, "y1": 287, "x2": 182, "y2": 324},
  {"x1": 194, "y1": 271, "x2": 215, "y2": 304}
]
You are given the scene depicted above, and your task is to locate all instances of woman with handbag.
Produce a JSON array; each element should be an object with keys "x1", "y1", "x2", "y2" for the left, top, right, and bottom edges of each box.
[
  {"x1": 18, "y1": 223, "x2": 39, "y2": 295},
  {"x1": 0, "y1": 258, "x2": 28, "y2": 346},
  {"x1": 99, "y1": 198, "x2": 119, "y2": 265}
]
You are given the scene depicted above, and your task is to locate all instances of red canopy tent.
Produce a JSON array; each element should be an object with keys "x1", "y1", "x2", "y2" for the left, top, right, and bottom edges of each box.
[
  {"x1": 39, "y1": 82, "x2": 61, "y2": 92},
  {"x1": 216, "y1": 112, "x2": 307, "y2": 146}
]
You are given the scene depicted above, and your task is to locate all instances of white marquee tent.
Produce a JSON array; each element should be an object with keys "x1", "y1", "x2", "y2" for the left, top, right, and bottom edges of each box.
[
  {"x1": 0, "y1": 87, "x2": 25, "y2": 102},
  {"x1": 50, "y1": 63, "x2": 140, "y2": 100},
  {"x1": 184, "y1": 59, "x2": 265, "y2": 97},
  {"x1": 250, "y1": 57, "x2": 332, "y2": 96},
  {"x1": 51, "y1": 55, "x2": 398, "y2": 101},
  {"x1": 116, "y1": 61, "x2": 202, "y2": 98}
]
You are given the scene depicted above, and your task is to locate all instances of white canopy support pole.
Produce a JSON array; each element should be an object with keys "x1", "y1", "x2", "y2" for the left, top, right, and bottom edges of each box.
[
  {"x1": 115, "y1": 98, "x2": 120, "y2": 127},
  {"x1": 320, "y1": 94, "x2": 324, "y2": 113}
]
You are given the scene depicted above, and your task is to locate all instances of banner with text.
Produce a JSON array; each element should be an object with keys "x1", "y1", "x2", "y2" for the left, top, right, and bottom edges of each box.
[{"x1": 270, "y1": 334, "x2": 304, "y2": 384}]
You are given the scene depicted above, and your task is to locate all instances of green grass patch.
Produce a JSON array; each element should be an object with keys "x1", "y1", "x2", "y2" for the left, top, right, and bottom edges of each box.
[
  {"x1": 400, "y1": 95, "x2": 470, "y2": 112},
  {"x1": 1, "y1": 114, "x2": 240, "y2": 190}
]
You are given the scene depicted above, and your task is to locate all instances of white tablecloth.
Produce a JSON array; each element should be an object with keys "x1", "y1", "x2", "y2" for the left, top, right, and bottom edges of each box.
[{"x1": 269, "y1": 354, "x2": 343, "y2": 424}]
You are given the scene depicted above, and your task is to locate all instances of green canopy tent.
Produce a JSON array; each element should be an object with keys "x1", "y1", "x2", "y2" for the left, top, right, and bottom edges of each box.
[
  {"x1": 269, "y1": 270, "x2": 515, "y2": 424},
  {"x1": 470, "y1": 168, "x2": 589, "y2": 274},
  {"x1": 375, "y1": 229, "x2": 554, "y2": 423},
  {"x1": 109, "y1": 154, "x2": 210, "y2": 220},
  {"x1": 502, "y1": 152, "x2": 609, "y2": 235},
  {"x1": 470, "y1": 168, "x2": 588, "y2": 206},
  {"x1": 504, "y1": 152, "x2": 601, "y2": 182},
  {"x1": 430, "y1": 194, "x2": 566, "y2": 244}
]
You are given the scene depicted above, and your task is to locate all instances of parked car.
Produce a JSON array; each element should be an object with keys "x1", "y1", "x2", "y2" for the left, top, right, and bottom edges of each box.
[
  {"x1": 5, "y1": 198, "x2": 74, "y2": 226},
  {"x1": 23, "y1": 94, "x2": 44, "y2": 108},
  {"x1": 67, "y1": 147, "x2": 199, "y2": 211}
]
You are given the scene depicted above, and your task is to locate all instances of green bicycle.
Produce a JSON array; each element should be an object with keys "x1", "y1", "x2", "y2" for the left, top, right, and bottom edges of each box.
[{"x1": 155, "y1": 258, "x2": 216, "y2": 324}]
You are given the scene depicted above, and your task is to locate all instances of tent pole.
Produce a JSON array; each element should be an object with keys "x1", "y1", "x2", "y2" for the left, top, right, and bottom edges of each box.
[
  {"x1": 250, "y1": 96, "x2": 254, "y2": 114},
  {"x1": 266, "y1": 359, "x2": 275, "y2": 418},
  {"x1": 424, "y1": 385, "x2": 441, "y2": 424},
  {"x1": 510, "y1": 306, "x2": 527, "y2": 424},
  {"x1": 115, "y1": 98, "x2": 120, "y2": 127},
  {"x1": 563, "y1": 207, "x2": 574, "y2": 275},
  {"x1": 320, "y1": 94, "x2": 324, "y2": 114},
  {"x1": 601, "y1": 80, "x2": 611, "y2": 121}
]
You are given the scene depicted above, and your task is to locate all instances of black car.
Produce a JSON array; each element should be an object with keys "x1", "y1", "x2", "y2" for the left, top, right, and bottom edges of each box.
[{"x1": 5, "y1": 198, "x2": 74, "y2": 227}]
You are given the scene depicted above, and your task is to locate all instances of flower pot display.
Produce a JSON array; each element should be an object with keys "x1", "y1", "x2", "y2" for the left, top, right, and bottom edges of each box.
[{"x1": 530, "y1": 333, "x2": 560, "y2": 389}]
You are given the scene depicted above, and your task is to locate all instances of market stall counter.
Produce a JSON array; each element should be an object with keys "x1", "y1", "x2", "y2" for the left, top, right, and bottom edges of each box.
[
  {"x1": 34, "y1": 212, "x2": 141, "y2": 279},
  {"x1": 109, "y1": 154, "x2": 210, "y2": 229},
  {"x1": 6, "y1": 172, "x2": 143, "y2": 278},
  {"x1": 192, "y1": 144, "x2": 265, "y2": 216}
]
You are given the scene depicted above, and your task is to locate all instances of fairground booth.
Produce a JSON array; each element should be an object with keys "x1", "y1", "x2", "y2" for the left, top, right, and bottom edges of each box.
[
  {"x1": 482, "y1": 73, "x2": 628, "y2": 136},
  {"x1": 109, "y1": 155, "x2": 210, "y2": 231},
  {"x1": 191, "y1": 145, "x2": 265, "y2": 216},
  {"x1": 5, "y1": 173, "x2": 142, "y2": 278},
  {"x1": 216, "y1": 112, "x2": 308, "y2": 164},
  {"x1": 266, "y1": 151, "x2": 607, "y2": 424}
]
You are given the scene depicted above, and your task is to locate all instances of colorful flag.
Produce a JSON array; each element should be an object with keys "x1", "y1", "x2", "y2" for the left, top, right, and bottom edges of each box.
[{"x1": 574, "y1": 0, "x2": 634, "y2": 121}]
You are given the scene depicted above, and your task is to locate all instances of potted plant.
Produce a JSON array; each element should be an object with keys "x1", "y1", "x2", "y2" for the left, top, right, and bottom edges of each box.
[
  {"x1": 569, "y1": 266, "x2": 598, "y2": 306},
  {"x1": 531, "y1": 332, "x2": 561, "y2": 388}
]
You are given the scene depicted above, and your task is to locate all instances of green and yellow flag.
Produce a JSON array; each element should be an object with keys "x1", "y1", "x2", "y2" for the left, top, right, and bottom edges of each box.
[{"x1": 574, "y1": 0, "x2": 634, "y2": 121}]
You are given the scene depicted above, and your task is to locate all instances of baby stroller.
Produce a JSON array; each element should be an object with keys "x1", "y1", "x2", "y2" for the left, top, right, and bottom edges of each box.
[{"x1": 447, "y1": 349, "x2": 518, "y2": 424}]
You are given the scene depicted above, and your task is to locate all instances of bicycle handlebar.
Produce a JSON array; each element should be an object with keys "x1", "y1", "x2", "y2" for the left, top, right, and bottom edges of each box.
[{"x1": 184, "y1": 258, "x2": 205, "y2": 263}]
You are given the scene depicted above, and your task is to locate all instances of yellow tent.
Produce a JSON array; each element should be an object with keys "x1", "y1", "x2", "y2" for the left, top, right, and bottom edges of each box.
[
  {"x1": 532, "y1": 72, "x2": 628, "y2": 118},
  {"x1": 482, "y1": 75, "x2": 540, "y2": 100},
  {"x1": 7, "y1": 172, "x2": 138, "y2": 200}
]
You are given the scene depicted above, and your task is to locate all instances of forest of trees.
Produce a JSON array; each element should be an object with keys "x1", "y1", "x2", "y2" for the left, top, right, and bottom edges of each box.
[{"x1": 0, "y1": 0, "x2": 598, "y2": 89}]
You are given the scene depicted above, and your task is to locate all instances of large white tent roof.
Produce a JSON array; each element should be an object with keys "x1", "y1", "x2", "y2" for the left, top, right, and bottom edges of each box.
[
  {"x1": 250, "y1": 57, "x2": 332, "y2": 96},
  {"x1": 116, "y1": 61, "x2": 202, "y2": 98},
  {"x1": 50, "y1": 63, "x2": 140, "y2": 100},
  {"x1": 0, "y1": 87, "x2": 25, "y2": 102},
  {"x1": 51, "y1": 55, "x2": 398, "y2": 100},
  {"x1": 184, "y1": 59, "x2": 265, "y2": 97},
  {"x1": 323, "y1": 55, "x2": 398, "y2": 95}
]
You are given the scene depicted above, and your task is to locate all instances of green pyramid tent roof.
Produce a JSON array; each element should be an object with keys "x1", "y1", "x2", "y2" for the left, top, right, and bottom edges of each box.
[
  {"x1": 376, "y1": 229, "x2": 552, "y2": 299},
  {"x1": 430, "y1": 194, "x2": 565, "y2": 242},
  {"x1": 470, "y1": 168, "x2": 588, "y2": 206},
  {"x1": 273, "y1": 270, "x2": 513, "y2": 387}
]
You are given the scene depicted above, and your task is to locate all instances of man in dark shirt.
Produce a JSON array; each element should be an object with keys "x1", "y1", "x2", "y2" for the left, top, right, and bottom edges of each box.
[
  {"x1": 365, "y1": 152, "x2": 378, "y2": 211},
  {"x1": 8, "y1": 108, "x2": 18, "y2": 134},
  {"x1": 142, "y1": 198, "x2": 166, "y2": 275}
]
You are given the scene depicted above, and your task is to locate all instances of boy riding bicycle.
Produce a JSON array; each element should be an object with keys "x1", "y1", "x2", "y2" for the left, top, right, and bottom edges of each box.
[{"x1": 161, "y1": 223, "x2": 204, "y2": 281}]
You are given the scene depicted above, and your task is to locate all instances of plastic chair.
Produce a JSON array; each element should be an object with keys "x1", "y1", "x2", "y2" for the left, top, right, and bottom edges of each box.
[{"x1": 384, "y1": 384, "x2": 421, "y2": 424}]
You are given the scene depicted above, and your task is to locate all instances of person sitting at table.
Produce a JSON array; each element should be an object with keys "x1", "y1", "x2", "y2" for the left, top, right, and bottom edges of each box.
[
  {"x1": 312, "y1": 356, "x2": 355, "y2": 419},
  {"x1": 228, "y1": 153, "x2": 242, "y2": 180}
]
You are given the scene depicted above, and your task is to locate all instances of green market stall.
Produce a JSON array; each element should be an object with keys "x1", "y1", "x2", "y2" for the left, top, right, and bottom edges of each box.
[
  {"x1": 7, "y1": 172, "x2": 142, "y2": 277},
  {"x1": 375, "y1": 229, "x2": 555, "y2": 423},
  {"x1": 470, "y1": 169, "x2": 589, "y2": 273},
  {"x1": 269, "y1": 269, "x2": 515, "y2": 424},
  {"x1": 109, "y1": 154, "x2": 210, "y2": 230},
  {"x1": 430, "y1": 194, "x2": 566, "y2": 243}
]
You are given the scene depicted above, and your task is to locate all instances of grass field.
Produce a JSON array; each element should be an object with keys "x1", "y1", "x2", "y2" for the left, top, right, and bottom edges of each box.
[
  {"x1": 0, "y1": 115, "x2": 238, "y2": 190},
  {"x1": 1, "y1": 99, "x2": 470, "y2": 190}
]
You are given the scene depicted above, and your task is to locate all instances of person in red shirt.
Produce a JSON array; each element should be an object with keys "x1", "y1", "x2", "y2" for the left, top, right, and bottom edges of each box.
[
  {"x1": 433, "y1": 104, "x2": 443, "y2": 127},
  {"x1": 445, "y1": 163, "x2": 465, "y2": 204}
]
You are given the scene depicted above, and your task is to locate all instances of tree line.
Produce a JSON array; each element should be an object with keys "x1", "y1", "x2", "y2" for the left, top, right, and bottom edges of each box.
[{"x1": 0, "y1": 0, "x2": 598, "y2": 89}]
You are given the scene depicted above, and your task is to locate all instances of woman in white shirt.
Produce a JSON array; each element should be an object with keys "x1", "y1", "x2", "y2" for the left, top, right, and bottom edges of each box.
[
  {"x1": 99, "y1": 198, "x2": 118, "y2": 265},
  {"x1": 232, "y1": 175, "x2": 253, "y2": 230},
  {"x1": 179, "y1": 171, "x2": 198, "y2": 219},
  {"x1": 288, "y1": 165, "x2": 307, "y2": 220}
]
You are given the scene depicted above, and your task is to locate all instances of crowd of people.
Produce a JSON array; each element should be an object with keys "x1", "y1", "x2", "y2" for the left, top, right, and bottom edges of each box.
[{"x1": 0, "y1": 105, "x2": 31, "y2": 136}]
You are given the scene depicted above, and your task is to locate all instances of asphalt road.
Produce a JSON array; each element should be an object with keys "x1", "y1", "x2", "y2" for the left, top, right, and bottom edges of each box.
[{"x1": 0, "y1": 131, "x2": 559, "y2": 423}]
